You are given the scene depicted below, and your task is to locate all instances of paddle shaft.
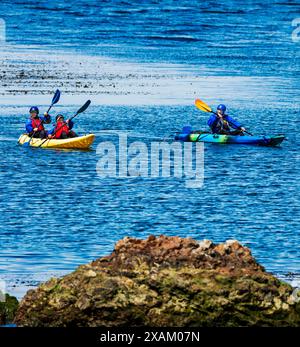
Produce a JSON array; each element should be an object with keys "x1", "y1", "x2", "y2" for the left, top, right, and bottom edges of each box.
[
  {"x1": 194, "y1": 99, "x2": 253, "y2": 136},
  {"x1": 28, "y1": 90, "x2": 60, "y2": 145},
  {"x1": 37, "y1": 100, "x2": 91, "y2": 148},
  {"x1": 51, "y1": 113, "x2": 79, "y2": 138},
  {"x1": 28, "y1": 110, "x2": 51, "y2": 145},
  {"x1": 213, "y1": 111, "x2": 253, "y2": 136},
  {"x1": 38, "y1": 114, "x2": 78, "y2": 147},
  {"x1": 30, "y1": 104, "x2": 53, "y2": 135}
]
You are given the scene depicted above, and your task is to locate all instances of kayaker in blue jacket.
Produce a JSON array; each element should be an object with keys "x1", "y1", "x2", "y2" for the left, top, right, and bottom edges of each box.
[
  {"x1": 207, "y1": 104, "x2": 246, "y2": 135},
  {"x1": 25, "y1": 106, "x2": 51, "y2": 138},
  {"x1": 48, "y1": 114, "x2": 77, "y2": 139}
]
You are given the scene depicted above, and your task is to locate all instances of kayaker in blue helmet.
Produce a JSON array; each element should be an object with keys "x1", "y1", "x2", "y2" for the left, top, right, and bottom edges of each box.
[
  {"x1": 25, "y1": 106, "x2": 51, "y2": 138},
  {"x1": 207, "y1": 104, "x2": 246, "y2": 135}
]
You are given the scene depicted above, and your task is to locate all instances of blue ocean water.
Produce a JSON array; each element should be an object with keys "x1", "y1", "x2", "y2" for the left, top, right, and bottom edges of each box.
[{"x1": 0, "y1": 0, "x2": 299, "y2": 295}]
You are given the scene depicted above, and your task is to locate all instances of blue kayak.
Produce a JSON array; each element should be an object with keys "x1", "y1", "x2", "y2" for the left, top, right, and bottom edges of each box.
[{"x1": 175, "y1": 129, "x2": 285, "y2": 147}]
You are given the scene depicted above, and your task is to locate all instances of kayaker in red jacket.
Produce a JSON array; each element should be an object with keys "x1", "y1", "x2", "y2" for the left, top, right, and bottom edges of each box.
[
  {"x1": 207, "y1": 104, "x2": 246, "y2": 135},
  {"x1": 25, "y1": 106, "x2": 51, "y2": 138},
  {"x1": 48, "y1": 115, "x2": 78, "y2": 139}
]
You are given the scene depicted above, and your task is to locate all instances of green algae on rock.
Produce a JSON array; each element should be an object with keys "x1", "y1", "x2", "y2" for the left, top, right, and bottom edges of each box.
[
  {"x1": 0, "y1": 292, "x2": 19, "y2": 325},
  {"x1": 14, "y1": 235, "x2": 300, "y2": 327}
]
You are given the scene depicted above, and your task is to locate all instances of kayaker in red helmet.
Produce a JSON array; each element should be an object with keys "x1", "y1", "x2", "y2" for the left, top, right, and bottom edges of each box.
[
  {"x1": 25, "y1": 106, "x2": 51, "y2": 138},
  {"x1": 207, "y1": 104, "x2": 246, "y2": 135},
  {"x1": 48, "y1": 114, "x2": 78, "y2": 139}
]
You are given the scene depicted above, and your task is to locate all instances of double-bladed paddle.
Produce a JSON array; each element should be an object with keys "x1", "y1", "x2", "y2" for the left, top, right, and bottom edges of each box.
[
  {"x1": 38, "y1": 100, "x2": 91, "y2": 148},
  {"x1": 25, "y1": 89, "x2": 61, "y2": 147},
  {"x1": 194, "y1": 99, "x2": 253, "y2": 136}
]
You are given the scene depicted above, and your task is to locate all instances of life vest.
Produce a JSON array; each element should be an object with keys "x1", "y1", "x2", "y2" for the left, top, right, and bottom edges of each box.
[
  {"x1": 54, "y1": 121, "x2": 70, "y2": 139},
  {"x1": 217, "y1": 118, "x2": 230, "y2": 132},
  {"x1": 31, "y1": 118, "x2": 44, "y2": 131}
]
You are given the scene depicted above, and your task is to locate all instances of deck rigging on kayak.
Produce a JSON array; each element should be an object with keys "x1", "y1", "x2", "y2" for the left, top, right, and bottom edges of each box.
[{"x1": 174, "y1": 99, "x2": 285, "y2": 147}]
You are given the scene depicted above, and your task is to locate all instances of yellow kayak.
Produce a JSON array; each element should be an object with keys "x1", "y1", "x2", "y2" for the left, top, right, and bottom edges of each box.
[{"x1": 18, "y1": 134, "x2": 95, "y2": 149}]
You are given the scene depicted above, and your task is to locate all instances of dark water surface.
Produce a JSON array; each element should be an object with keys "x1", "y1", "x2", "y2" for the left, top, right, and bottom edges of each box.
[
  {"x1": 0, "y1": 0, "x2": 299, "y2": 296},
  {"x1": 1, "y1": 0, "x2": 300, "y2": 76}
]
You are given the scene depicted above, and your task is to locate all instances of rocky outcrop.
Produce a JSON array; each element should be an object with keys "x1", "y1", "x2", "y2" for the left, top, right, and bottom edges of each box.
[
  {"x1": 0, "y1": 292, "x2": 19, "y2": 325},
  {"x1": 15, "y1": 235, "x2": 300, "y2": 327}
]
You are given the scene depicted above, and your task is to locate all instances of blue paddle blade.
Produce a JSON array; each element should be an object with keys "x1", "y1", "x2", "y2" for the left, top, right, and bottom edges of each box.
[
  {"x1": 24, "y1": 136, "x2": 34, "y2": 147},
  {"x1": 76, "y1": 100, "x2": 91, "y2": 115},
  {"x1": 52, "y1": 89, "x2": 61, "y2": 105},
  {"x1": 182, "y1": 125, "x2": 192, "y2": 134}
]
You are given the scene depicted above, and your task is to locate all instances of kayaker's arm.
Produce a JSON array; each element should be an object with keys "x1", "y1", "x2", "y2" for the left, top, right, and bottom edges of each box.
[
  {"x1": 48, "y1": 127, "x2": 54, "y2": 135},
  {"x1": 25, "y1": 119, "x2": 34, "y2": 133},
  {"x1": 225, "y1": 115, "x2": 243, "y2": 130},
  {"x1": 40, "y1": 113, "x2": 51, "y2": 124},
  {"x1": 207, "y1": 114, "x2": 219, "y2": 133},
  {"x1": 67, "y1": 119, "x2": 74, "y2": 130},
  {"x1": 46, "y1": 120, "x2": 74, "y2": 138}
]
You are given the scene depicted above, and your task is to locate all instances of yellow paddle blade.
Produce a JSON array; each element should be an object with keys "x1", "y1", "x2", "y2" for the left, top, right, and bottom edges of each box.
[{"x1": 195, "y1": 99, "x2": 212, "y2": 113}]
